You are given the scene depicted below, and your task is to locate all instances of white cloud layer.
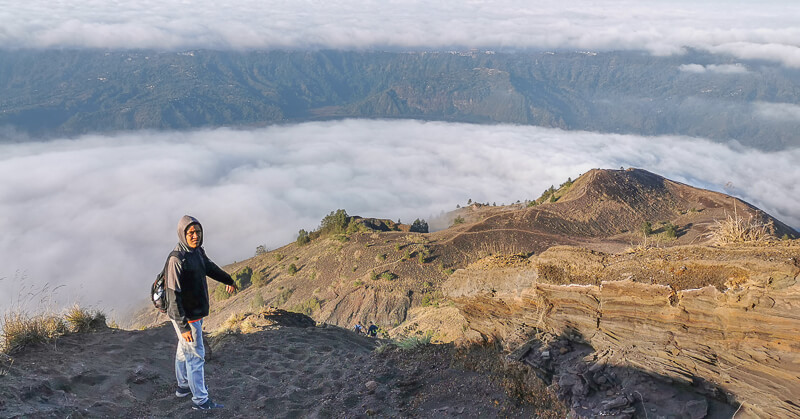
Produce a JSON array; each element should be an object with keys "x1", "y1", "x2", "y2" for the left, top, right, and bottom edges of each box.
[
  {"x1": 678, "y1": 63, "x2": 749, "y2": 74},
  {"x1": 0, "y1": 120, "x2": 798, "y2": 318},
  {"x1": 1, "y1": 1, "x2": 800, "y2": 66},
  {"x1": 754, "y1": 102, "x2": 800, "y2": 121}
]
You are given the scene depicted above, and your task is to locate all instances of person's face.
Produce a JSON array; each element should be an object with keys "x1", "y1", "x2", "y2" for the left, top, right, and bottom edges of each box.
[{"x1": 185, "y1": 225, "x2": 202, "y2": 249}]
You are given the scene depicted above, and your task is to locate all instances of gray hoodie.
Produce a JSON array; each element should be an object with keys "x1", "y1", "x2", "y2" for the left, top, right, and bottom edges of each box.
[{"x1": 165, "y1": 215, "x2": 234, "y2": 333}]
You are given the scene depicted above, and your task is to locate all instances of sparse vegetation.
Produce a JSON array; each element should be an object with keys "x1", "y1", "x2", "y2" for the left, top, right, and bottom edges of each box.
[
  {"x1": 213, "y1": 283, "x2": 232, "y2": 300},
  {"x1": 232, "y1": 266, "x2": 252, "y2": 290},
  {"x1": 1, "y1": 304, "x2": 107, "y2": 354},
  {"x1": 273, "y1": 288, "x2": 293, "y2": 306},
  {"x1": 664, "y1": 222, "x2": 678, "y2": 239},
  {"x1": 64, "y1": 304, "x2": 106, "y2": 333},
  {"x1": 640, "y1": 221, "x2": 653, "y2": 236},
  {"x1": 319, "y1": 209, "x2": 350, "y2": 236},
  {"x1": 251, "y1": 271, "x2": 268, "y2": 287},
  {"x1": 292, "y1": 297, "x2": 322, "y2": 316},
  {"x1": 375, "y1": 253, "x2": 386, "y2": 262},
  {"x1": 452, "y1": 216, "x2": 465, "y2": 226},
  {"x1": 370, "y1": 271, "x2": 379, "y2": 281},
  {"x1": 380, "y1": 272, "x2": 397, "y2": 281},
  {"x1": 710, "y1": 212, "x2": 774, "y2": 244},
  {"x1": 395, "y1": 332, "x2": 433, "y2": 350},
  {"x1": 410, "y1": 218, "x2": 429, "y2": 233},
  {"x1": 353, "y1": 280, "x2": 363, "y2": 288},
  {"x1": 296, "y1": 229, "x2": 310, "y2": 246},
  {"x1": 1, "y1": 312, "x2": 66, "y2": 354},
  {"x1": 420, "y1": 292, "x2": 443, "y2": 307},
  {"x1": 250, "y1": 293, "x2": 266, "y2": 310},
  {"x1": 274, "y1": 253, "x2": 285, "y2": 262}
]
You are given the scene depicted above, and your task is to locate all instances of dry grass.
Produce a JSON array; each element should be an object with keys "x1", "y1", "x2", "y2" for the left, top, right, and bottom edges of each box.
[
  {"x1": 64, "y1": 304, "x2": 106, "y2": 333},
  {"x1": 1, "y1": 304, "x2": 107, "y2": 354},
  {"x1": 710, "y1": 213, "x2": 774, "y2": 245},
  {"x1": 1, "y1": 311, "x2": 67, "y2": 354}
]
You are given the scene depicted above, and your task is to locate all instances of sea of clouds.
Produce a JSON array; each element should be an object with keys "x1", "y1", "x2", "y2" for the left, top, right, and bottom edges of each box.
[
  {"x1": 1, "y1": 119, "x2": 798, "y2": 318},
  {"x1": 1, "y1": 0, "x2": 799, "y2": 67}
]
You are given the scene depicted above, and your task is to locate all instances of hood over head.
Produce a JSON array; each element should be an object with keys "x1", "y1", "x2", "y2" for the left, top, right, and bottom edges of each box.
[{"x1": 177, "y1": 215, "x2": 203, "y2": 249}]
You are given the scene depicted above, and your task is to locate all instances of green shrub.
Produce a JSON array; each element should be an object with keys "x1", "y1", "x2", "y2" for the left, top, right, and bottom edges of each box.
[
  {"x1": 664, "y1": 222, "x2": 678, "y2": 239},
  {"x1": 640, "y1": 221, "x2": 653, "y2": 236},
  {"x1": 296, "y1": 229, "x2": 310, "y2": 246},
  {"x1": 288, "y1": 263, "x2": 298, "y2": 275},
  {"x1": 452, "y1": 216, "x2": 465, "y2": 226},
  {"x1": 395, "y1": 332, "x2": 433, "y2": 350},
  {"x1": 251, "y1": 271, "x2": 268, "y2": 287},
  {"x1": 376, "y1": 253, "x2": 386, "y2": 262},
  {"x1": 214, "y1": 283, "x2": 231, "y2": 300},
  {"x1": 274, "y1": 253, "x2": 285, "y2": 262},
  {"x1": 353, "y1": 280, "x2": 363, "y2": 288},
  {"x1": 255, "y1": 245, "x2": 267, "y2": 256},
  {"x1": 444, "y1": 268, "x2": 455, "y2": 275},
  {"x1": 273, "y1": 288, "x2": 293, "y2": 306},
  {"x1": 380, "y1": 272, "x2": 397, "y2": 281},
  {"x1": 320, "y1": 209, "x2": 350, "y2": 235},
  {"x1": 250, "y1": 293, "x2": 266, "y2": 310},
  {"x1": 411, "y1": 219, "x2": 429, "y2": 233},
  {"x1": 232, "y1": 266, "x2": 253, "y2": 290},
  {"x1": 292, "y1": 297, "x2": 321, "y2": 316},
  {"x1": 370, "y1": 271, "x2": 379, "y2": 281}
]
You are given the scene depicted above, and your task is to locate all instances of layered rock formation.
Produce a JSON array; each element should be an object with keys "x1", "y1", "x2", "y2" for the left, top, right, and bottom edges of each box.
[{"x1": 444, "y1": 244, "x2": 800, "y2": 418}]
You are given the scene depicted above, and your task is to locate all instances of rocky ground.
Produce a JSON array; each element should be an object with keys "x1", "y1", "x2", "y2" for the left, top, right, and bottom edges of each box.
[{"x1": 0, "y1": 309, "x2": 567, "y2": 418}]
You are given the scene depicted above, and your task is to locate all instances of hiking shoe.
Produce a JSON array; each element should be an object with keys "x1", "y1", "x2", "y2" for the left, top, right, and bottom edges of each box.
[
  {"x1": 192, "y1": 399, "x2": 224, "y2": 410},
  {"x1": 175, "y1": 387, "x2": 191, "y2": 398}
]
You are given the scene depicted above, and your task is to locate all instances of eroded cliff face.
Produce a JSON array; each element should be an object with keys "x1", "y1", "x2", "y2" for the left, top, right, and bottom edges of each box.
[{"x1": 443, "y1": 244, "x2": 800, "y2": 418}]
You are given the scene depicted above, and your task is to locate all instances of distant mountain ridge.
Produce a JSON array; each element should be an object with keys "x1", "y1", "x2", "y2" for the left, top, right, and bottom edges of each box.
[{"x1": 2, "y1": 49, "x2": 799, "y2": 150}]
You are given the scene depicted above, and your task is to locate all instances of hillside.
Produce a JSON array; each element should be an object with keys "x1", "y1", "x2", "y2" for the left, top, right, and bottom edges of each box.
[
  {"x1": 132, "y1": 168, "x2": 796, "y2": 336},
  {"x1": 7, "y1": 167, "x2": 799, "y2": 417},
  {"x1": 2, "y1": 49, "x2": 799, "y2": 150}
]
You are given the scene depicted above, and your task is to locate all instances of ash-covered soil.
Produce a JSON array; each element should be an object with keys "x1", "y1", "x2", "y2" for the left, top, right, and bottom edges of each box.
[{"x1": 0, "y1": 311, "x2": 566, "y2": 418}]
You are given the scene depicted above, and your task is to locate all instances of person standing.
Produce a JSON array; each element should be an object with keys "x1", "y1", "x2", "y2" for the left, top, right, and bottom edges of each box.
[{"x1": 165, "y1": 215, "x2": 237, "y2": 410}]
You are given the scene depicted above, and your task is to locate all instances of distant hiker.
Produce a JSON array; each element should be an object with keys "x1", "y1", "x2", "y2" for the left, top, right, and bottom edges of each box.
[
  {"x1": 367, "y1": 322, "x2": 378, "y2": 337},
  {"x1": 353, "y1": 322, "x2": 364, "y2": 335},
  {"x1": 165, "y1": 215, "x2": 238, "y2": 410}
]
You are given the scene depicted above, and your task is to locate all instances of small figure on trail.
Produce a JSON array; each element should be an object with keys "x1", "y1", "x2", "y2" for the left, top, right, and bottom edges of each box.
[
  {"x1": 367, "y1": 322, "x2": 378, "y2": 337},
  {"x1": 165, "y1": 215, "x2": 238, "y2": 410},
  {"x1": 353, "y1": 322, "x2": 364, "y2": 335}
]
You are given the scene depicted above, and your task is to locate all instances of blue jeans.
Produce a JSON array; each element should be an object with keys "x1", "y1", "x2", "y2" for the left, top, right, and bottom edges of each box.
[{"x1": 171, "y1": 319, "x2": 209, "y2": 405}]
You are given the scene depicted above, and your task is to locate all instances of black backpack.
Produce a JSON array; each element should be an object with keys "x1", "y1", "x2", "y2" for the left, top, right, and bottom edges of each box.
[{"x1": 151, "y1": 251, "x2": 182, "y2": 313}]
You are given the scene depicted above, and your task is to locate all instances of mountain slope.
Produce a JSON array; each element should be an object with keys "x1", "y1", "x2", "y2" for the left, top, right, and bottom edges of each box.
[
  {"x1": 130, "y1": 168, "x2": 797, "y2": 335},
  {"x1": 2, "y1": 49, "x2": 799, "y2": 150}
]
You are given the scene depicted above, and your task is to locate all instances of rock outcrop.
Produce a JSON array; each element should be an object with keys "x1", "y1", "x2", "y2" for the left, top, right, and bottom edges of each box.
[{"x1": 444, "y1": 243, "x2": 800, "y2": 418}]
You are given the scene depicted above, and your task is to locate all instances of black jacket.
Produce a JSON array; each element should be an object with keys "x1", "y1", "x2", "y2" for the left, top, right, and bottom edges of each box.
[{"x1": 165, "y1": 215, "x2": 234, "y2": 333}]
